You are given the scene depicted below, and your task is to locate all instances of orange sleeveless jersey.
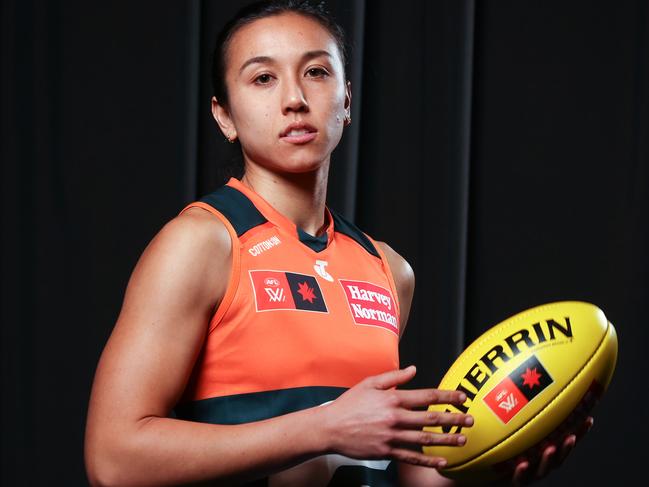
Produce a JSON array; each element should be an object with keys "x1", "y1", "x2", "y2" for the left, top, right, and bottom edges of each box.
[{"x1": 174, "y1": 178, "x2": 401, "y2": 484}]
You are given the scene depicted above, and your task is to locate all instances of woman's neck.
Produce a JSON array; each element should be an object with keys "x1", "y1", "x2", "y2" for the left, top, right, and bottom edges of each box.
[{"x1": 240, "y1": 162, "x2": 330, "y2": 236}]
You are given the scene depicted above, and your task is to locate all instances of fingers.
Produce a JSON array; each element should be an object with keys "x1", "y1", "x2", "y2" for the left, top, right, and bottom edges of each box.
[
  {"x1": 390, "y1": 448, "x2": 448, "y2": 469},
  {"x1": 512, "y1": 461, "x2": 530, "y2": 487},
  {"x1": 366, "y1": 368, "x2": 469, "y2": 411},
  {"x1": 536, "y1": 444, "x2": 557, "y2": 478},
  {"x1": 397, "y1": 388, "x2": 467, "y2": 408},
  {"x1": 585, "y1": 415, "x2": 594, "y2": 431},
  {"x1": 391, "y1": 429, "x2": 466, "y2": 448},
  {"x1": 554, "y1": 415, "x2": 590, "y2": 466},
  {"x1": 370, "y1": 365, "x2": 418, "y2": 390},
  {"x1": 557, "y1": 434, "x2": 576, "y2": 465},
  {"x1": 514, "y1": 433, "x2": 574, "y2": 485},
  {"x1": 396, "y1": 409, "x2": 473, "y2": 429},
  {"x1": 576, "y1": 416, "x2": 594, "y2": 441},
  {"x1": 509, "y1": 414, "x2": 592, "y2": 486}
]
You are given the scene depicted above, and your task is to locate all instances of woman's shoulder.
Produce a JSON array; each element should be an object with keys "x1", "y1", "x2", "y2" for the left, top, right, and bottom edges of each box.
[
  {"x1": 375, "y1": 241, "x2": 415, "y2": 336},
  {"x1": 135, "y1": 206, "x2": 232, "y2": 284},
  {"x1": 375, "y1": 241, "x2": 415, "y2": 291},
  {"x1": 173, "y1": 205, "x2": 231, "y2": 237},
  {"x1": 123, "y1": 206, "x2": 233, "y2": 314},
  {"x1": 156, "y1": 206, "x2": 232, "y2": 262}
]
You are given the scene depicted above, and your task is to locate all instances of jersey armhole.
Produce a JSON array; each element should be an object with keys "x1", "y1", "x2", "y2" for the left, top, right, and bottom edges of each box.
[
  {"x1": 367, "y1": 236, "x2": 402, "y2": 327},
  {"x1": 179, "y1": 201, "x2": 241, "y2": 334}
]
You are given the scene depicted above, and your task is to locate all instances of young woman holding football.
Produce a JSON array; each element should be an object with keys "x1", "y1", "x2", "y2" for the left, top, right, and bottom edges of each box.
[{"x1": 84, "y1": 2, "x2": 590, "y2": 486}]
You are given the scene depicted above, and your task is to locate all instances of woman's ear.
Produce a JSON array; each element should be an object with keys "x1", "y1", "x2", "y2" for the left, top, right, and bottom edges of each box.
[
  {"x1": 344, "y1": 81, "x2": 352, "y2": 125},
  {"x1": 211, "y1": 96, "x2": 237, "y2": 142}
]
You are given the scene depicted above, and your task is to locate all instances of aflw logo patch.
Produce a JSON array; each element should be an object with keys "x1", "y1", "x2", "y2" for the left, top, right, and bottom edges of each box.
[
  {"x1": 250, "y1": 270, "x2": 328, "y2": 313},
  {"x1": 339, "y1": 280, "x2": 398, "y2": 335},
  {"x1": 483, "y1": 355, "x2": 553, "y2": 424}
]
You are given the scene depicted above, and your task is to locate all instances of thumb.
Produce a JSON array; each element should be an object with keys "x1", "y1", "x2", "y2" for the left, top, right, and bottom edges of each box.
[{"x1": 371, "y1": 365, "x2": 417, "y2": 390}]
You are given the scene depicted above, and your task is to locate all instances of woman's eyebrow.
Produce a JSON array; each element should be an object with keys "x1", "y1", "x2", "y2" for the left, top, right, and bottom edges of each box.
[
  {"x1": 301, "y1": 50, "x2": 332, "y2": 62},
  {"x1": 238, "y1": 50, "x2": 332, "y2": 74},
  {"x1": 239, "y1": 56, "x2": 274, "y2": 74}
]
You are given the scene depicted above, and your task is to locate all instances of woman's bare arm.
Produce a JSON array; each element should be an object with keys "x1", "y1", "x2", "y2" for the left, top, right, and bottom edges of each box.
[
  {"x1": 84, "y1": 209, "x2": 332, "y2": 486},
  {"x1": 84, "y1": 213, "x2": 470, "y2": 487}
]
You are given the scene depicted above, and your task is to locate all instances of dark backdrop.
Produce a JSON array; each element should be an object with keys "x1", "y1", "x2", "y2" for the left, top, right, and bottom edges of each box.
[{"x1": 2, "y1": 0, "x2": 646, "y2": 485}]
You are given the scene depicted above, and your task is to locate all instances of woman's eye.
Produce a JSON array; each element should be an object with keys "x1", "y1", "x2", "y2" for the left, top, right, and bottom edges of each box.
[
  {"x1": 254, "y1": 73, "x2": 273, "y2": 85},
  {"x1": 306, "y1": 67, "x2": 328, "y2": 78}
]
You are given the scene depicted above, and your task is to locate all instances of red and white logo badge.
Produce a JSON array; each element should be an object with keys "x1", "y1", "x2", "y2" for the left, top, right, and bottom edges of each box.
[
  {"x1": 483, "y1": 355, "x2": 553, "y2": 424},
  {"x1": 250, "y1": 270, "x2": 328, "y2": 313},
  {"x1": 483, "y1": 377, "x2": 528, "y2": 423},
  {"x1": 339, "y1": 279, "x2": 398, "y2": 334}
]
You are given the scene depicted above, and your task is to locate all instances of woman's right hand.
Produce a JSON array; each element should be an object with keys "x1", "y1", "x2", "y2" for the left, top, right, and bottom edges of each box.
[{"x1": 320, "y1": 365, "x2": 473, "y2": 468}]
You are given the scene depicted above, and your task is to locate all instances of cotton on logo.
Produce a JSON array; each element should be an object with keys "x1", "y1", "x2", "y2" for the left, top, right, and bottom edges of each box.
[
  {"x1": 498, "y1": 393, "x2": 518, "y2": 412},
  {"x1": 265, "y1": 287, "x2": 285, "y2": 302}
]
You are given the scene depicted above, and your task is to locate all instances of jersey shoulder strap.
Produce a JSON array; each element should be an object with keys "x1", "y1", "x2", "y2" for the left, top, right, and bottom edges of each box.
[
  {"x1": 329, "y1": 209, "x2": 380, "y2": 258},
  {"x1": 199, "y1": 185, "x2": 267, "y2": 237}
]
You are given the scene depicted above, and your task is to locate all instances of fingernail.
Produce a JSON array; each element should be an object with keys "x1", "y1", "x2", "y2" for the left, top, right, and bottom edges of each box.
[
  {"x1": 465, "y1": 416, "x2": 474, "y2": 426},
  {"x1": 457, "y1": 435, "x2": 466, "y2": 445},
  {"x1": 438, "y1": 460, "x2": 447, "y2": 468},
  {"x1": 458, "y1": 392, "x2": 467, "y2": 402}
]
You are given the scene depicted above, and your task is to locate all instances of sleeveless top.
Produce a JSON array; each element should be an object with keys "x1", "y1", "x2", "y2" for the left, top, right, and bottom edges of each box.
[{"x1": 174, "y1": 178, "x2": 401, "y2": 486}]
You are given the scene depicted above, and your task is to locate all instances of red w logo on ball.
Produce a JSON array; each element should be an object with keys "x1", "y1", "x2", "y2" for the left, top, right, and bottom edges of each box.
[{"x1": 483, "y1": 355, "x2": 554, "y2": 424}]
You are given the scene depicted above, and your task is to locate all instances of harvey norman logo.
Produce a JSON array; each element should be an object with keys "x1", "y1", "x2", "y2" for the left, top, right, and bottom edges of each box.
[{"x1": 339, "y1": 280, "x2": 398, "y2": 335}]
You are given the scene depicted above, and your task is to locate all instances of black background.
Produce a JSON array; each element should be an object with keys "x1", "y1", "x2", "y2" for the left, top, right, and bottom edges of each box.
[{"x1": 2, "y1": 0, "x2": 646, "y2": 485}]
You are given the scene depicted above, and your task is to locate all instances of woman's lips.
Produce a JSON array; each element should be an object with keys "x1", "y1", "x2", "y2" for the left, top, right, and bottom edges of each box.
[
  {"x1": 280, "y1": 130, "x2": 318, "y2": 144},
  {"x1": 280, "y1": 123, "x2": 318, "y2": 144}
]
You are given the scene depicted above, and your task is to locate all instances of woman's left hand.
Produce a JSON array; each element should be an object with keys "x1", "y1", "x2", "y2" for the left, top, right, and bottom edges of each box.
[
  {"x1": 398, "y1": 413, "x2": 595, "y2": 486},
  {"x1": 509, "y1": 415, "x2": 594, "y2": 486}
]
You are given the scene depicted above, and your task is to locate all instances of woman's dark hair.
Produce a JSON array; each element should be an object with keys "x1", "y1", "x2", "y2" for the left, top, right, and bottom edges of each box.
[{"x1": 212, "y1": 0, "x2": 348, "y2": 106}]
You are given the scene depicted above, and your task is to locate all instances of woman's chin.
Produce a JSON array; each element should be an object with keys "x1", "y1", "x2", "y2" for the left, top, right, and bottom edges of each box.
[{"x1": 246, "y1": 155, "x2": 329, "y2": 176}]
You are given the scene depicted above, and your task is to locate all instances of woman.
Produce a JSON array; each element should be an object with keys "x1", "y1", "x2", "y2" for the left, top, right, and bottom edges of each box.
[{"x1": 84, "y1": 1, "x2": 587, "y2": 486}]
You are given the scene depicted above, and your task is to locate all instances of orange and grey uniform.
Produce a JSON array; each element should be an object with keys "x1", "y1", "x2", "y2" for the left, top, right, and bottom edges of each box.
[{"x1": 174, "y1": 178, "x2": 401, "y2": 486}]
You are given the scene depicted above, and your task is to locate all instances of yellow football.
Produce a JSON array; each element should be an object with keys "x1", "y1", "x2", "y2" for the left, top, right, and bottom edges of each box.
[{"x1": 423, "y1": 301, "x2": 617, "y2": 482}]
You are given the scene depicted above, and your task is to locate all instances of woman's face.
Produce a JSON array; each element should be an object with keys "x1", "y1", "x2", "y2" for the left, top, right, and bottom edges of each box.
[{"x1": 214, "y1": 12, "x2": 351, "y2": 174}]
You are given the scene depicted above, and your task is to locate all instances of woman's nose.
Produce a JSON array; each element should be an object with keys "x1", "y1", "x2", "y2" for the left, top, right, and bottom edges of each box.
[{"x1": 282, "y1": 79, "x2": 309, "y2": 114}]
